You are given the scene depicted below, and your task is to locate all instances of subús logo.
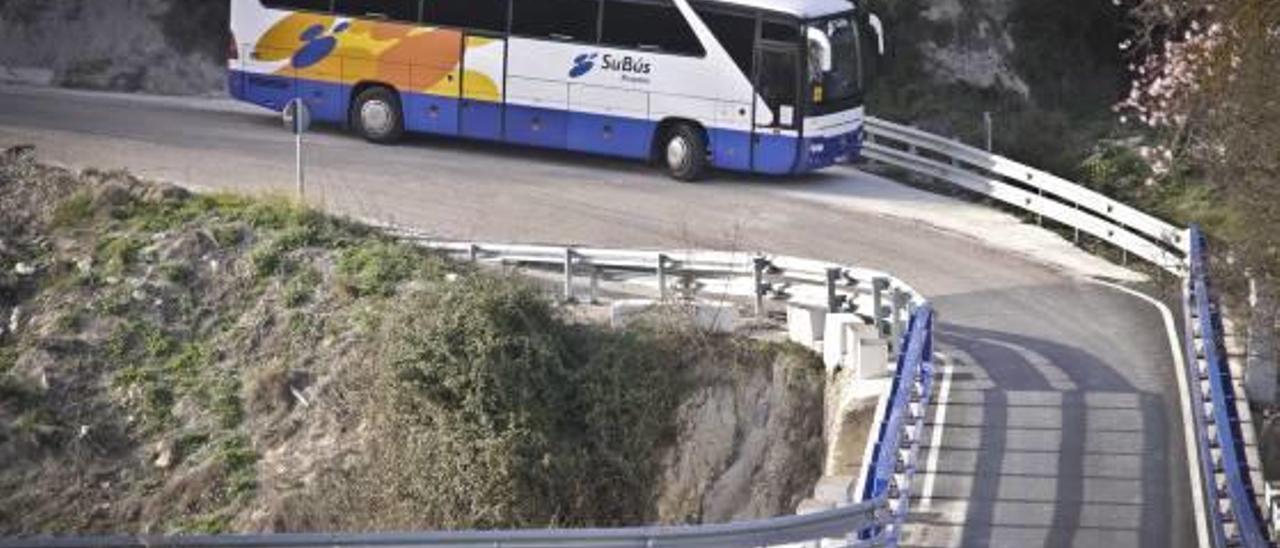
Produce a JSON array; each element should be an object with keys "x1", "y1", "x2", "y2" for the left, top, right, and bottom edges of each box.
[
  {"x1": 569, "y1": 52, "x2": 653, "y2": 78},
  {"x1": 569, "y1": 53, "x2": 598, "y2": 78}
]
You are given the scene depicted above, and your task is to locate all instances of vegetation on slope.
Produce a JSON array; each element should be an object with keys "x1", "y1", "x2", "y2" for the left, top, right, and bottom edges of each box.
[{"x1": 0, "y1": 147, "x2": 824, "y2": 534}]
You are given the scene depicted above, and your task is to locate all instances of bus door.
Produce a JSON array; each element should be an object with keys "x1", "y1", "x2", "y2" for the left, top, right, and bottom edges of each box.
[
  {"x1": 752, "y1": 41, "x2": 801, "y2": 174},
  {"x1": 460, "y1": 33, "x2": 506, "y2": 141}
]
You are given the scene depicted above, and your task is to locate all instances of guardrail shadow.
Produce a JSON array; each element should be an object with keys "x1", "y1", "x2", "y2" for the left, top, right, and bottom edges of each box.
[{"x1": 907, "y1": 322, "x2": 1190, "y2": 548}]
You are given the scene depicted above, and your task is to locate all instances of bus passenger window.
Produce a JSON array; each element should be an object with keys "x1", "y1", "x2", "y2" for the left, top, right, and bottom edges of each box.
[
  {"x1": 262, "y1": 0, "x2": 333, "y2": 12},
  {"x1": 601, "y1": 1, "x2": 704, "y2": 55},
  {"x1": 693, "y1": 8, "x2": 755, "y2": 80},
  {"x1": 424, "y1": 0, "x2": 509, "y2": 33},
  {"x1": 512, "y1": 0, "x2": 600, "y2": 42},
  {"x1": 333, "y1": 0, "x2": 420, "y2": 22}
]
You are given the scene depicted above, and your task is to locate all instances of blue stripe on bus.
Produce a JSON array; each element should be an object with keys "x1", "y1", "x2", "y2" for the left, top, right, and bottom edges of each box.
[
  {"x1": 403, "y1": 93, "x2": 460, "y2": 135},
  {"x1": 230, "y1": 70, "x2": 859, "y2": 174}
]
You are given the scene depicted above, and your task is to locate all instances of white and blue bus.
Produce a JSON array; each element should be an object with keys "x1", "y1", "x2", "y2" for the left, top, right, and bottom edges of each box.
[{"x1": 229, "y1": 0, "x2": 882, "y2": 180}]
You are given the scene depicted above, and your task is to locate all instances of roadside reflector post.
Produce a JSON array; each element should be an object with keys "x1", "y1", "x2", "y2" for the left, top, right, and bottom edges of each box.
[{"x1": 283, "y1": 98, "x2": 311, "y2": 203}]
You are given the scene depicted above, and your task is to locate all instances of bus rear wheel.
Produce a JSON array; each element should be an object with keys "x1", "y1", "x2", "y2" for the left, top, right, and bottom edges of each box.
[
  {"x1": 662, "y1": 124, "x2": 709, "y2": 182},
  {"x1": 352, "y1": 87, "x2": 404, "y2": 144}
]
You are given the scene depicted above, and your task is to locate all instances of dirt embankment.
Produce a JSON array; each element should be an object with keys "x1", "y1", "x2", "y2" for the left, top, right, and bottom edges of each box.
[{"x1": 0, "y1": 147, "x2": 824, "y2": 535}]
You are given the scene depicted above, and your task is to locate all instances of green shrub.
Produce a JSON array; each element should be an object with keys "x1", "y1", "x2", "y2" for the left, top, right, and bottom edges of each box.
[
  {"x1": 216, "y1": 435, "x2": 259, "y2": 499},
  {"x1": 0, "y1": 346, "x2": 16, "y2": 374},
  {"x1": 51, "y1": 190, "x2": 94, "y2": 228},
  {"x1": 210, "y1": 374, "x2": 244, "y2": 429},
  {"x1": 97, "y1": 236, "x2": 144, "y2": 276},
  {"x1": 283, "y1": 267, "x2": 321, "y2": 308},
  {"x1": 352, "y1": 274, "x2": 693, "y2": 528},
  {"x1": 249, "y1": 241, "x2": 285, "y2": 279},
  {"x1": 337, "y1": 242, "x2": 424, "y2": 297}
]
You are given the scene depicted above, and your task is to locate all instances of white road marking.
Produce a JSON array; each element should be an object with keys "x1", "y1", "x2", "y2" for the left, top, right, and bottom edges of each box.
[
  {"x1": 1089, "y1": 279, "x2": 1210, "y2": 548},
  {"x1": 918, "y1": 352, "x2": 954, "y2": 511}
]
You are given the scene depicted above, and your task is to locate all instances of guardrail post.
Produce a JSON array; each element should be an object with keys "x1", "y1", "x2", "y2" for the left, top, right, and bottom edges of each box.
[
  {"x1": 1037, "y1": 187, "x2": 1044, "y2": 226},
  {"x1": 873, "y1": 277, "x2": 890, "y2": 338},
  {"x1": 468, "y1": 244, "x2": 479, "y2": 263},
  {"x1": 827, "y1": 267, "x2": 842, "y2": 313},
  {"x1": 589, "y1": 266, "x2": 601, "y2": 305},
  {"x1": 563, "y1": 247, "x2": 575, "y2": 303},
  {"x1": 891, "y1": 288, "x2": 907, "y2": 358},
  {"x1": 753, "y1": 257, "x2": 768, "y2": 318},
  {"x1": 983, "y1": 111, "x2": 993, "y2": 152},
  {"x1": 657, "y1": 253, "x2": 668, "y2": 301}
]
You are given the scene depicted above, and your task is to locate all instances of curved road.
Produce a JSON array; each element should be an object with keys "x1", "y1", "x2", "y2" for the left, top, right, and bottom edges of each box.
[{"x1": 0, "y1": 84, "x2": 1194, "y2": 547}]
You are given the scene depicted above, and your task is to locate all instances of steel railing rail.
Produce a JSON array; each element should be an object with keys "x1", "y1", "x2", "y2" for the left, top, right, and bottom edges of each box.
[
  {"x1": 861, "y1": 115, "x2": 1270, "y2": 546},
  {"x1": 0, "y1": 499, "x2": 889, "y2": 548},
  {"x1": 1184, "y1": 225, "x2": 1269, "y2": 547},
  {"x1": 863, "y1": 116, "x2": 1187, "y2": 274}
]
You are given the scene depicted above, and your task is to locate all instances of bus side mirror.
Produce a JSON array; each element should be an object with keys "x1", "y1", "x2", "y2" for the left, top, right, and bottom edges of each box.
[{"x1": 868, "y1": 14, "x2": 885, "y2": 56}]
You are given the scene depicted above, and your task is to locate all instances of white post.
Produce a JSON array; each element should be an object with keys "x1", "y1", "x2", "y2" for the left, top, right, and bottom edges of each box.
[
  {"x1": 296, "y1": 128, "x2": 304, "y2": 202},
  {"x1": 983, "y1": 111, "x2": 993, "y2": 152}
]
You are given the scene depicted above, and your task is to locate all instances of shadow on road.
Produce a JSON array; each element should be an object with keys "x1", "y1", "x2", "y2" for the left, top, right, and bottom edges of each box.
[{"x1": 905, "y1": 322, "x2": 1189, "y2": 548}]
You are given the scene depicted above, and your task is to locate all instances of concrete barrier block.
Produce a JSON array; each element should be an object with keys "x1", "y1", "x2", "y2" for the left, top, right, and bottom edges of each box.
[
  {"x1": 822, "y1": 313, "x2": 863, "y2": 373},
  {"x1": 690, "y1": 301, "x2": 737, "y2": 333},
  {"x1": 856, "y1": 337, "x2": 890, "y2": 380},
  {"x1": 610, "y1": 299, "x2": 657, "y2": 329},
  {"x1": 812, "y1": 475, "x2": 856, "y2": 504},
  {"x1": 788, "y1": 303, "x2": 827, "y2": 348}
]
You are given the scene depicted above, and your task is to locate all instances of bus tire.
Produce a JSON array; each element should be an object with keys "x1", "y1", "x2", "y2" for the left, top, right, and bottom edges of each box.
[
  {"x1": 351, "y1": 86, "x2": 404, "y2": 144},
  {"x1": 662, "y1": 123, "x2": 709, "y2": 182}
]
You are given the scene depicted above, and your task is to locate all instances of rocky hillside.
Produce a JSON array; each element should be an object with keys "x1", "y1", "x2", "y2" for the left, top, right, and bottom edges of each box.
[
  {"x1": 0, "y1": 147, "x2": 824, "y2": 534},
  {"x1": 0, "y1": 0, "x2": 228, "y2": 94}
]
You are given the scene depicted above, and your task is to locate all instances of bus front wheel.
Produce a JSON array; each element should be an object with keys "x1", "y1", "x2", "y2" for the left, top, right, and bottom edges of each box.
[
  {"x1": 662, "y1": 124, "x2": 709, "y2": 182},
  {"x1": 352, "y1": 87, "x2": 404, "y2": 144}
]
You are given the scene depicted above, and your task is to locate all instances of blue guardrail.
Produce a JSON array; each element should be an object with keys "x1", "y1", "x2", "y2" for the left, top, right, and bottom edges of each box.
[
  {"x1": 1185, "y1": 224, "x2": 1270, "y2": 547},
  {"x1": 859, "y1": 303, "x2": 935, "y2": 545}
]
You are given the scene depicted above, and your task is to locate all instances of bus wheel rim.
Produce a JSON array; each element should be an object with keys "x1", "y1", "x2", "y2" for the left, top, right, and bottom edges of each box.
[
  {"x1": 361, "y1": 100, "x2": 394, "y2": 136},
  {"x1": 666, "y1": 136, "x2": 690, "y2": 171}
]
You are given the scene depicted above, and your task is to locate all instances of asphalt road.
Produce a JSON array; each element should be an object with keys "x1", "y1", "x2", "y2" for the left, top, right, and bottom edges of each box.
[{"x1": 0, "y1": 84, "x2": 1195, "y2": 547}]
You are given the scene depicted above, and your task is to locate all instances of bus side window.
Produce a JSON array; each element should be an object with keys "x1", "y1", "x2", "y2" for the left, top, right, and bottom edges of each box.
[
  {"x1": 261, "y1": 0, "x2": 333, "y2": 12},
  {"x1": 332, "y1": 0, "x2": 419, "y2": 22},
  {"x1": 601, "y1": 0, "x2": 704, "y2": 56},
  {"x1": 692, "y1": 7, "x2": 755, "y2": 81},
  {"x1": 424, "y1": 0, "x2": 509, "y2": 33},
  {"x1": 511, "y1": 0, "x2": 600, "y2": 43}
]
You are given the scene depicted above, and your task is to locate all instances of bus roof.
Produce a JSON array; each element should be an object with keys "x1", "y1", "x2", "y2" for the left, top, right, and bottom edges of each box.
[{"x1": 710, "y1": 0, "x2": 855, "y2": 19}]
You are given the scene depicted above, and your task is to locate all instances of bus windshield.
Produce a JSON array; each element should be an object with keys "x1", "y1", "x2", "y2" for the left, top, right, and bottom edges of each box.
[{"x1": 806, "y1": 13, "x2": 862, "y2": 113}]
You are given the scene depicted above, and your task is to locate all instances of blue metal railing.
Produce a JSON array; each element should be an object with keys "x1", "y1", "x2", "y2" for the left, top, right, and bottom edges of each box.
[
  {"x1": 1184, "y1": 224, "x2": 1270, "y2": 547},
  {"x1": 859, "y1": 303, "x2": 935, "y2": 545}
]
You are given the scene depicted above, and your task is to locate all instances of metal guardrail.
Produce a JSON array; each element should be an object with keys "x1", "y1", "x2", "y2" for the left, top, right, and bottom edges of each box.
[
  {"x1": 863, "y1": 116, "x2": 1187, "y2": 273},
  {"x1": 0, "y1": 505, "x2": 885, "y2": 548},
  {"x1": 1184, "y1": 225, "x2": 1269, "y2": 547},
  {"x1": 858, "y1": 303, "x2": 934, "y2": 545},
  {"x1": 862, "y1": 116, "x2": 1272, "y2": 546}
]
